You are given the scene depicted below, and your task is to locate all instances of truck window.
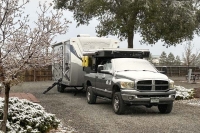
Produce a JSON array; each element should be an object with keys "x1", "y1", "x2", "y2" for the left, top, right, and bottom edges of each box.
[
  {"x1": 104, "y1": 63, "x2": 112, "y2": 70},
  {"x1": 102, "y1": 60, "x2": 112, "y2": 71}
]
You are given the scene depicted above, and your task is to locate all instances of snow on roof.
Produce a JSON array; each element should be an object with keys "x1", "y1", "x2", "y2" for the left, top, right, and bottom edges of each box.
[{"x1": 77, "y1": 37, "x2": 119, "y2": 51}]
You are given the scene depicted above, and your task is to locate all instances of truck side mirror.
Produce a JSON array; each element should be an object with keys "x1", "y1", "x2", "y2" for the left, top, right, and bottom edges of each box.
[{"x1": 97, "y1": 65, "x2": 104, "y2": 73}]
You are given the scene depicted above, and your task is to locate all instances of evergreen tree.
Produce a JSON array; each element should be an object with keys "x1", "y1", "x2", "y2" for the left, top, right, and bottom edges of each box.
[
  {"x1": 159, "y1": 51, "x2": 167, "y2": 65},
  {"x1": 167, "y1": 52, "x2": 175, "y2": 65}
]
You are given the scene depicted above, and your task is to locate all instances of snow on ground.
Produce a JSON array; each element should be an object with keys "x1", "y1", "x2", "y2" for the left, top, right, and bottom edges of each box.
[
  {"x1": 0, "y1": 97, "x2": 77, "y2": 133},
  {"x1": 174, "y1": 85, "x2": 194, "y2": 100},
  {"x1": 175, "y1": 85, "x2": 200, "y2": 107},
  {"x1": 49, "y1": 125, "x2": 77, "y2": 133},
  {"x1": 176, "y1": 99, "x2": 200, "y2": 107}
]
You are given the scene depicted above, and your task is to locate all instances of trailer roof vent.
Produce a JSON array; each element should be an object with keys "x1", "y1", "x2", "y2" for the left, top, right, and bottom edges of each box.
[{"x1": 77, "y1": 34, "x2": 90, "y2": 37}]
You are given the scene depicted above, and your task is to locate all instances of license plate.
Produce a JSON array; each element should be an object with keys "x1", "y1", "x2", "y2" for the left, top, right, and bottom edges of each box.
[{"x1": 150, "y1": 97, "x2": 159, "y2": 103}]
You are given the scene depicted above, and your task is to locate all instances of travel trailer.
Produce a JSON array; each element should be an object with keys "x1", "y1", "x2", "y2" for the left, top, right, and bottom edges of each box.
[{"x1": 51, "y1": 34, "x2": 119, "y2": 92}]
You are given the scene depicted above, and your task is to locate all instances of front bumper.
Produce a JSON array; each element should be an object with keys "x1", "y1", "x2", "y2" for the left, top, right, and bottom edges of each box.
[{"x1": 121, "y1": 90, "x2": 176, "y2": 105}]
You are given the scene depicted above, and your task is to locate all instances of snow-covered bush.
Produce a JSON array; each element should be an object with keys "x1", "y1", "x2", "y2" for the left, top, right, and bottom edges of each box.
[
  {"x1": 175, "y1": 86, "x2": 194, "y2": 100},
  {"x1": 0, "y1": 97, "x2": 60, "y2": 133}
]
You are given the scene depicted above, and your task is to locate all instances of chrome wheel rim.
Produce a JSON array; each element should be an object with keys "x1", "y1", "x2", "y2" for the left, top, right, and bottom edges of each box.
[
  {"x1": 87, "y1": 91, "x2": 90, "y2": 102},
  {"x1": 113, "y1": 96, "x2": 119, "y2": 112}
]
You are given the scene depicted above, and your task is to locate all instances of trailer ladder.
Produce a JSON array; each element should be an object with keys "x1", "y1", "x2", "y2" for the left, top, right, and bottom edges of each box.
[{"x1": 43, "y1": 79, "x2": 62, "y2": 94}]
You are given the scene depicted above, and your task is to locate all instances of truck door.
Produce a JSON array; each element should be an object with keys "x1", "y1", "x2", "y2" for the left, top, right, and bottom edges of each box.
[{"x1": 95, "y1": 61, "x2": 112, "y2": 98}]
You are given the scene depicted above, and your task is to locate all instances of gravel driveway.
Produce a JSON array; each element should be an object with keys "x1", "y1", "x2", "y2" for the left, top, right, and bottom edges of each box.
[{"x1": 10, "y1": 78, "x2": 200, "y2": 133}]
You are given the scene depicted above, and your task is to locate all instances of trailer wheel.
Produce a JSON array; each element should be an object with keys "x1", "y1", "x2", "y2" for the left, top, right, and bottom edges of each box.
[
  {"x1": 57, "y1": 83, "x2": 65, "y2": 93},
  {"x1": 112, "y1": 92, "x2": 125, "y2": 114},
  {"x1": 86, "y1": 86, "x2": 96, "y2": 104},
  {"x1": 158, "y1": 103, "x2": 173, "y2": 114}
]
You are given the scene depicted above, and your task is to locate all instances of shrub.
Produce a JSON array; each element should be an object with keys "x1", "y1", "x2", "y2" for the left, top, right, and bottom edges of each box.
[
  {"x1": 175, "y1": 86, "x2": 194, "y2": 100},
  {"x1": 0, "y1": 97, "x2": 60, "y2": 133}
]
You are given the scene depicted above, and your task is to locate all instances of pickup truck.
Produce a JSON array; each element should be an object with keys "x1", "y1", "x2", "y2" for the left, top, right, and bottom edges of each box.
[{"x1": 84, "y1": 58, "x2": 176, "y2": 114}]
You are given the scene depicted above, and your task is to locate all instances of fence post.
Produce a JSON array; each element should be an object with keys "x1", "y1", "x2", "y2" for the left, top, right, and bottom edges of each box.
[
  {"x1": 34, "y1": 69, "x2": 36, "y2": 82},
  {"x1": 188, "y1": 69, "x2": 192, "y2": 83}
]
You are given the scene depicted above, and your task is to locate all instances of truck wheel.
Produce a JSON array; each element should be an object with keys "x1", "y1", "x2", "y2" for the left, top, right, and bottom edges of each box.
[
  {"x1": 57, "y1": 83, "x2": 65, "y2": 93},
  {"x1": 158, "y1": 103, "x2": 173, "y2": 114},
  {"x1": 86, "y1": 86, "x2": 96, "y2": 104},
  {"x1": 112, "y1": 92, "x2": 125, "y2": 114}
]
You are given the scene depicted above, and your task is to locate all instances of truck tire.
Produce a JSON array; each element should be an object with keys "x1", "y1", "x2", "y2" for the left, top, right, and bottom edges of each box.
[
  {"x1": 86, "y1": 86, "x2": 96, "y2": 104},
  {"x1": 112, "y1": 92, "x2": 125, "y2": 114},
  {"x1": 57, "y1": 83, "x2": 65, "y2": 93},
  {"x1": 158, "y1": 103, "x2": 173, "y2": 114}
]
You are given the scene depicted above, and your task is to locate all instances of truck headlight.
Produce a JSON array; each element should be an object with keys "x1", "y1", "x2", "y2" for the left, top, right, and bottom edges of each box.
[
  {"x1": 120, "y1": 81, "x2": 135, "y2": 89},
  {"x1": 169, "y1": 80, "x2": 174, "y2": 89}
]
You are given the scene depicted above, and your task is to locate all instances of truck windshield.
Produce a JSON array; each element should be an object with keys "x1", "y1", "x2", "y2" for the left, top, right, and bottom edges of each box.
[{"x1": 112, "y1": 58, "x2": 157, "y2": 72}]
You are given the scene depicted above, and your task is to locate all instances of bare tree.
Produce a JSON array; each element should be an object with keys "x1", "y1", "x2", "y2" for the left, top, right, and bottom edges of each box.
[
  {"x1": 0, "y1": 0, "x2": 70, "y2": 131},
  {"x1": 182, "y1": 42, "x2": 199, "y2": 68},
  {"x1": 195, "y1": 53, "x2": 200, "y2": 66},
  {"x1": 174, "y1": 55, "x2": 181, "y2": 66}
]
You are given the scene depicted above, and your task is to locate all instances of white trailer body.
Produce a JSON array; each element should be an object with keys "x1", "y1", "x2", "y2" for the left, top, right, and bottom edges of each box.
[{"x1": 52, "y1": 35, "x2": 119, "y2": 87}]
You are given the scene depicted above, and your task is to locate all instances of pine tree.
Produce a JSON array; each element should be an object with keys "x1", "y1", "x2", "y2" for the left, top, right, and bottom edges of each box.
[
  {"x1": 159, "y1": 52, "x2": 167, "y2": 65},
  {"x1": 167, "y1": 52, "x2": 175, "y2": 66}
]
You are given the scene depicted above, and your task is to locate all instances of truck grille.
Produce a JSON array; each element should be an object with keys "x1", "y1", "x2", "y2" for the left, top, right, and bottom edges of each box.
[{"x1": 137, "y1": 80, "x2": 169, "y2": 91}]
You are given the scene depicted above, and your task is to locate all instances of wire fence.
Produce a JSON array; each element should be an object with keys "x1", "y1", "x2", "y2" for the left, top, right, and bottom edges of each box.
[
  {"x1": 22, "y1": 65, "x2": 200, "y2": 82},
  {"x1": 156, "y1": 66, "x2": 200, "y2": 77}
]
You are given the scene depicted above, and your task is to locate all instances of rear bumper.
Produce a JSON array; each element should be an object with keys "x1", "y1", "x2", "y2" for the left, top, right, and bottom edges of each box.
[{"x1": 121, "y1": 90, "x2": 176, "y2": 105}]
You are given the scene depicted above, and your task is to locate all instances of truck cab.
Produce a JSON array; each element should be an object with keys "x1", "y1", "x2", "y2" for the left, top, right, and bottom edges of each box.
[{"x1": 83, "y1": 49, "x2": 176, "y2": 114}]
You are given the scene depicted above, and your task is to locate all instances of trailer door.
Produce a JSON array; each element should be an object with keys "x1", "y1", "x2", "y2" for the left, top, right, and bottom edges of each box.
[
  {"x1": 52, "y1": 43, "x2": 64, "y2": 81},
  {"x1": 62, "y1": 41, "x2": 71, "y2": 84}
]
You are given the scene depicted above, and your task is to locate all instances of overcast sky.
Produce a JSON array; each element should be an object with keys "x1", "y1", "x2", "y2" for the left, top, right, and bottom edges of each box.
[{"x1": 25, "y1": 0, "x2": 199, "y2": 58}]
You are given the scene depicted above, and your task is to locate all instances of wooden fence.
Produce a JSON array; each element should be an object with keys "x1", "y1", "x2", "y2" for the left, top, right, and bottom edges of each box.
[{"x1": 23, "y1": 66, "x2": 52, "y2": 82}]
